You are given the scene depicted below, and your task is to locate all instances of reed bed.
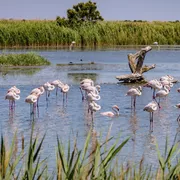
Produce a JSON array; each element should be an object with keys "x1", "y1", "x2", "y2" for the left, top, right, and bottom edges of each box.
[
  {"x1": 0, "y1": 20, "x2": 180, "y2": 47},
  {"x1": 0, "y1": 52, "x2": 50, "y2": 66},
  {"x1": 0, "y1": 124, "x2": 180, "y2": 179}
]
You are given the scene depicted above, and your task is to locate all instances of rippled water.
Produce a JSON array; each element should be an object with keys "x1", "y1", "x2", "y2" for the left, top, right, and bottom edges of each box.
[{"x1": 0, "y1": 47, "x2": 180, "y2": 171}]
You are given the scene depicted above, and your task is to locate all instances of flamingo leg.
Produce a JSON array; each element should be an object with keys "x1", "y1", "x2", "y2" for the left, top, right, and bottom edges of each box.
[
  {"x1": 66, "y1": 93, "x2": 68, "y2": 103},
  {"x1": 131, "y1": 97, "x2": 133, "y2": 109},
  {"x1": 79, "y1": 87, "x2": 85, "y2": 101},
  {"x1": 56, "y1": 87, "x2": 58, "y2": 96},
  {"x1": 133, "y1": 96, "x2": 136, "y2": 109},
  {"x1": 153, "y1": 89, "x2": 156, "y2": 99},
  {"x1": 151, "y1": 112, "x2": 154, "y2": 131}
]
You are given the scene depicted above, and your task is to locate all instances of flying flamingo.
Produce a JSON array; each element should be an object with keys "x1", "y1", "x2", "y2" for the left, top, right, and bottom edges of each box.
[
  {"x1": 5, "y1": 91, "x2": 20, "y2": 110},
  {"x1": 125, "y1": 86, "x2": 142, "y2": 109},
  {"x1": 100, "y1": 105, "x2": 120, "y2": 117},
  {"x1": 144, "y1": 79, "x2": 162, "y2": 99},
  {"x1": 25, "y1": 94, "x2": 38, "y2": 115},
  {"x1": 88, "y1": 101, "x2": 101, "y2": 120},
  {"x1": 143, "y1": 100, "x2": 158, "y2": 131},
  {"x1": 155, "y1": 85, "x2": 170, "y2": 108},
  {"x1": 43, "y1": 82, "x2": 55, "y2": 101}
]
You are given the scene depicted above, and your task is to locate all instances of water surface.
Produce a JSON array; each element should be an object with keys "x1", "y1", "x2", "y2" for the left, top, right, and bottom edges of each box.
[{"x1": 0, "y1": 47, "x2": 180, "y2": 171}]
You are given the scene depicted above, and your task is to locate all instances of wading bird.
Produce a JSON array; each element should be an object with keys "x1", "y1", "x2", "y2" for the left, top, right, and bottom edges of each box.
[
  {"x1": 5, "y1": 91, "x2": 20, "y2": 110},
  {"x1": 155, "y1": 85, "x2": 170, "y2": 108},
  {"x1": 100, "y1": 105, "x2": 120, "y2": 117},
  {"x1": 25, "y1": 94, "x2": 38, "y2": 115},
  {"x1": 144, "y1": 79, "x2": 162, "y2": 99},
  {"x1": 88, "y1": 101, "x2": 101, "y2": 120},
  {"x1": 43, "y1": 82, "x2": 55, "y2": 101},
  {"x1": 126, "y1": 86, "x2": 142, "y2": 109},
  {"x1": 143, "y1": 101, "x2": 158, "y2": 131}
]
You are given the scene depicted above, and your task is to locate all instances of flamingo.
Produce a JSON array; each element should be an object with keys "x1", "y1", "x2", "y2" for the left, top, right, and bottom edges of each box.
[
  {"x1": 5, "y1": 91, "x2": 20, "y2": 110},
  {"x1": 155, "y1": 85, "x2": 170, "y2": 108},
  {"x1": 30, "y1": 86, "x2": 44, "y2": 108},
  {"x1": 143, "y1": 101, "x2": 158, "y2": 131},
  {"x1": 160, "y1": 80, "x2": 173, "y2": 88},
  {"x1": 25, "y1": 94, "x2": 38, "y2": 115},
  {"x1": 86, "y1": 91, "x2": 101, "y2": 102},
  {"x1": 69, "y1": 41, "x2": 76, "y2": 50},
  {"x1": 59, "y1": 84, "x2": 70, "y2": 102},
  {"x1": 8, "y1": 86, "x2": 20, "y2": 94},
  {"x1": 125, "y1": 86, "x2": 142, "y2": 109},
  {"x1": 43, "y1": 82, "x2": 55, "y2": 101},
  {"x1": 144, "y1": 79, "x2": 162, "y2": 99},
  {"x1": 88, "y1": 101, "x2": 101, "y2": 120},
  {"x1": 100, "y1": 105, "x2": 120, "y2": 117},
  {"x1": 160, "y1": 75, "x2": 174, "y2": 82},
  {"x1": 51, "y1": 80, "x2": 64, "y2": 96}
]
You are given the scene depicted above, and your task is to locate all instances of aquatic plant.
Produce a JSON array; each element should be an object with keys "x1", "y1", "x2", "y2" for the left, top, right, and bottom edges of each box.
[
  {"x1": 0, "y1": 52, "x2": 50, "y2": 66},
  {"x1": 0, "y1": 124, "x2": 179, "y2": 179}
]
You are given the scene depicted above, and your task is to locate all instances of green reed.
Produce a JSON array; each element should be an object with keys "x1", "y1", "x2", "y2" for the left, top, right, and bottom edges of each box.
[
  {"x1": 0, "y1": 20, "x2": 180, "y2": 47},
  {"x1": 0, "y1": 52, "x2": 50, "y2": 66},
  {"x1": 0, "y1": 124, "x2": 180, "y2": 179}
]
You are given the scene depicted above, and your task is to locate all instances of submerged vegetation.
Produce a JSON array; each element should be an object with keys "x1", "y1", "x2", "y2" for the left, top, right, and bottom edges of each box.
[
  {"x1": 0, "y1": 20, "x2": 180, "y2": 47},
  {"x1": 1, "y1": 124, "x2": 180, "y2": 179},
  {"x1": 0, "y1": 52, "x2": 50, "y2": 66}
]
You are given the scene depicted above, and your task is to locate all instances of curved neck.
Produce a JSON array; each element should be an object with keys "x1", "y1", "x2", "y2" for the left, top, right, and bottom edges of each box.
[{"x1": 112, "y1": 107, "x2": 119, "y2": 115}]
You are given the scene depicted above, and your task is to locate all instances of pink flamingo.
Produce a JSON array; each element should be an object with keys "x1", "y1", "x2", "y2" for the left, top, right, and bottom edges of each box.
[
  {"x1": 100, "y1": 105, "x2": 120, "y2": 117},
  {"x1": 125, "y1": 86, "x2": 142, "y2": 109},
  {"x1": 5, "y1": 91, "x2": 20, "y2": 110},
  {"x1": 43, "y1": 82, "x2": 55, "y2": 101},
  {"x1": 144, "y1": 79, "x2": 162, "y2": 99},
  {"x1": 160, "y1": 80, "x2": 173, "y2": 88},
  {"x1": 155, "y1": 85, "x2": 170, "y2": 108},
  {"x1": 51, "y1": 80, "x2": 64, "y2": 96},
  {"x1": 59, "y1": 84, "x2": 70, "y2": 102},
  {"x1": 8, "y1": 86, "x2": 20, "y2": 94},
  {"x1": 143, "y1": 101, "x2": 158, "y2": 131},
  {"x1": 25, "y1": 94, "x2": 38, "y2": 115},
  {"x1": 160, "y1": 75, "x2": 174, "y2": 82},
  {"x1": 30, "y1": 86, "x2": 44, "y2": 108},
  {"x1": 88, "y1": 101, "x2": 101, "y2": 120}
]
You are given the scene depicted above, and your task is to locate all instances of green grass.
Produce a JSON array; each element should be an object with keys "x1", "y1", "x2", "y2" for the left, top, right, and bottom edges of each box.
[
  {"x1": 0, "y1": 124, "x2": 180, "y2": 179},
  {"x1": 0, "y1": 52, "x2": 51, "y2": 66},
  {"x1": 0, "y1": 20, "x2": 180, "y2": 47}
]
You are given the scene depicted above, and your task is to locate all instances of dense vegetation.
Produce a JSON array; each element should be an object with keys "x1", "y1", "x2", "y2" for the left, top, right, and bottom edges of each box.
[
  {"x1": 0, "y1": 19, "x2": 180, "y2": 47},
  {"x1": 0, "y1": 52, "x2": 50, "y2": 66},
  {"x1": 0, "y1": 125, "x2": 180, "y2": 179}
]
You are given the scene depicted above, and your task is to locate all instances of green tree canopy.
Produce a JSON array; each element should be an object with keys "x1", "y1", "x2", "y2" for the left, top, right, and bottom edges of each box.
[{"x1": 56, "y1": 1, "x2": 103, "y2": 27}]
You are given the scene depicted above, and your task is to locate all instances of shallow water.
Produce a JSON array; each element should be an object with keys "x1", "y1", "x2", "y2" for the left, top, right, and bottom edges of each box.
[{"x1": 0, "y1": 47, "x2": 180, "y2": 171}]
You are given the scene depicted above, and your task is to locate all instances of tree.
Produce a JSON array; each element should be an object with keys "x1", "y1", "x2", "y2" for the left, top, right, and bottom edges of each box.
[{"x1": 56, "y1": 1, "x2": 103, "y2": 27}]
